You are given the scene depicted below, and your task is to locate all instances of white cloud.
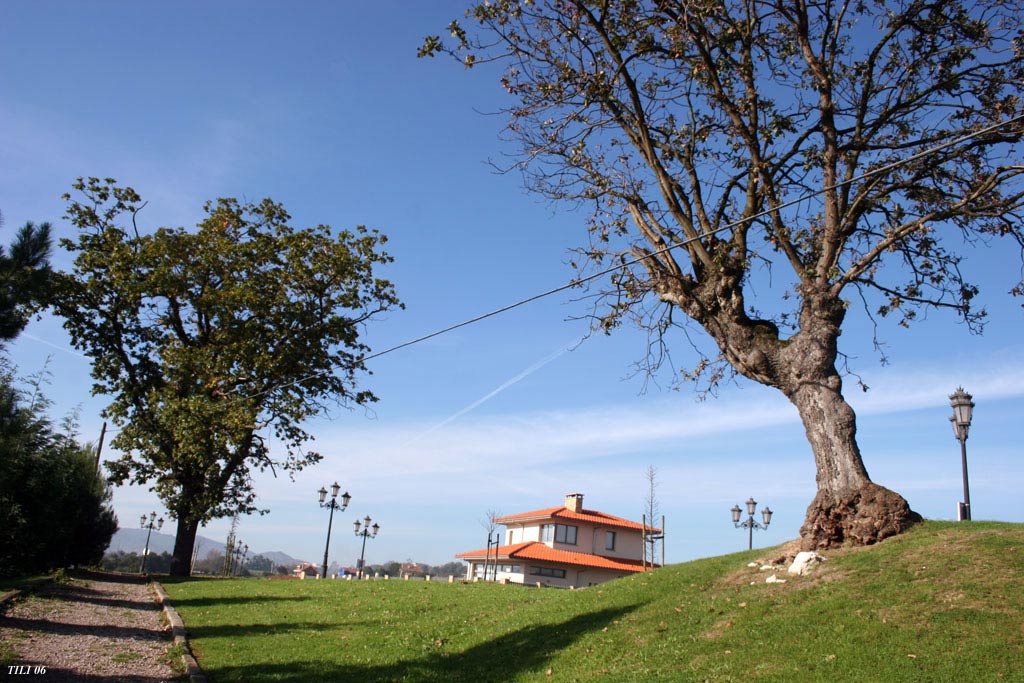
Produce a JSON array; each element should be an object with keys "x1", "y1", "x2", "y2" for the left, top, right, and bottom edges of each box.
[
  {"x1": 244, "y1": 352, "x2": 1024, "y2": 515},
  {"x1": 97, "y1": 331, "x2": 1024, "y2": 564}
]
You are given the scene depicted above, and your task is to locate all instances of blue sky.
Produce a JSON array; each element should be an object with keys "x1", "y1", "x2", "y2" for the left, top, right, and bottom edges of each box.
[{"x1": 2, "y1": 1, "x2": 1022, "y2": 568}]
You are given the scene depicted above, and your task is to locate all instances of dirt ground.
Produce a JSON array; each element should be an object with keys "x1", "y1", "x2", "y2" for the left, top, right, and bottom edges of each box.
[{"x1": 0, "y1": 571, "x2": 181, "y2": 682}]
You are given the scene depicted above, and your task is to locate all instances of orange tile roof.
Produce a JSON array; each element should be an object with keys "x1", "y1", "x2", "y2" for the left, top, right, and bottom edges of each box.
[
  {"x1": 456, "y1": 541, "x2": 655, "y2": 573},
  {"x1": 455, "y1": 541, "x2": 533, "y2": 560},
  {"x1": 495, "y1": 506, "x2": 660, "y2": 533}
]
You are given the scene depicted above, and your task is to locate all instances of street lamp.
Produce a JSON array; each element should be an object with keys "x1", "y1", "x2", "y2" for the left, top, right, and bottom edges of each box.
[
  {"x1": 949, "y1": 386, "x2": 975, "y2": 521},
  {"x1": 318, "y1": 482, "x2": 351, "y2": 579},
  {"x1": 353, "y1": 515, "x2": 380, "y2": 579},
  {"x1": 731, "y1": 497, "x2": 772, "y2": 550},
  {"x1": 140, "y1": 512, "x2": 164, "y2": 574}
]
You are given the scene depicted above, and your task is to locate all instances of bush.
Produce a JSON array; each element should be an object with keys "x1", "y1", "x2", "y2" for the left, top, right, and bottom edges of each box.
[{"x1": 0, "y1": 370, "x2": 117, "y2": 577}]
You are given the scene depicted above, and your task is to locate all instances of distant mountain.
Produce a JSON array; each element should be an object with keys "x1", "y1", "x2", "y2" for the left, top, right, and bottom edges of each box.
[
  {"x1": 106, "y1": 528, "x2": 306, "y2": 565},
  {"x1": 255, "y1": 550, "x2": 304, "y2": 568},
  {"x1": 107, "y1": 528, "x2": 223, "y2": 556}
]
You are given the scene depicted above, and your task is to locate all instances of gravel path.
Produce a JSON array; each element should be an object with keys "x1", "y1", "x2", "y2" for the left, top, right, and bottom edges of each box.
[{"x1": 0, "y1": 572, "x2": 181, "y2": 682}]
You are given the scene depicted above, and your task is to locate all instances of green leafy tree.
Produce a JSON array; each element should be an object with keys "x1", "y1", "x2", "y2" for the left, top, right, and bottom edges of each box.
[
  {"x1": 193, "y1": 550, "x2": 227, "y2": 575},
  {"x1": 0, "y1": 217, "x2": 52, "y2": 342},
  {"x1": 247, "y1": 553, "x2": 273, "y2": 573},
  {"x1": 423, "y1": 0, "x2": 1024, "y2": 547},
  {"x1": 56, "y1": 178, "x2": 402, "y2": 576},
  {"x1": 0, "y1": 370, "x2": 118, "y2": 577},
  {"x1": 101, "y1": 550, "x2": 172, "y2": 574},
  {"x1": 433, "y1": 561, "x2": 466, "y2": 578}
]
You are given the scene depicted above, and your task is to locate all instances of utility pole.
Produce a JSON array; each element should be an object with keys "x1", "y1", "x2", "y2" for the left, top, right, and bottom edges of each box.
[{"x1": 94, "y1": 421, "x2": 107, "y2": 472}]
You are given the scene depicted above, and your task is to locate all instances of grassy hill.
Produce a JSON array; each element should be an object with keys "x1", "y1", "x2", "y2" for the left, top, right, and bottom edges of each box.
[{"x1": 161, "y1": 521, "x2": 1023, "y2": 682}]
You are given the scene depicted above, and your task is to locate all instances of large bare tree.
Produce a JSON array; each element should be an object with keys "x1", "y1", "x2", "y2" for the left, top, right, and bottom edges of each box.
[{"x1": 422, "y1": 0, "x2": 1024, "y2": 548}]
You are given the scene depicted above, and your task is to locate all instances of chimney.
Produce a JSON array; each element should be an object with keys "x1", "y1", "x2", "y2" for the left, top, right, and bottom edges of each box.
[{"x1": 565, "y1": 493, "x2": 584, "y2": 513}]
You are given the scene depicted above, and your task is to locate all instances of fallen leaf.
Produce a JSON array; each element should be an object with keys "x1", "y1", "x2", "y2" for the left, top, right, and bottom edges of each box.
[
  {"x1": 907, "y1": 654, "x2": 917, "y2": 659},
  {"x1": 546, "y1": 669, "x2": 552, "y2": 676},
  {"x1": 738, "y1": 602, "x2": 747, "y2": 608}
]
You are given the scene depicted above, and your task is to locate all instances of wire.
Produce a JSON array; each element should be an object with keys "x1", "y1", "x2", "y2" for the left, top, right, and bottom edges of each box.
[
  {"x1": 31, "y1": 114, "x2": 1023, "y2": 415},
  {"x1": 242, "y1": 113, "x2": 1024, "y2": 403}
]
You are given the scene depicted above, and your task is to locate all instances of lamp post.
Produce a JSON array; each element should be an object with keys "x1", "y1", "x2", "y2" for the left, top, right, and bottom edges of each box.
[
  {"x1": 318, "y1": 482, "x2": 351, "y2": 579},
  {"x1": 731, "y1": 497, "x2": 772, "y2": 550},
  {"x1": 140, "y1": 512, "x2": 164, "y2": 574},
  {"x1": 949, "y1": 387, "x2": 975, "y2": 521},
  {"x1": 353, "y1": 515, "x2": 379, "y2": 579}
]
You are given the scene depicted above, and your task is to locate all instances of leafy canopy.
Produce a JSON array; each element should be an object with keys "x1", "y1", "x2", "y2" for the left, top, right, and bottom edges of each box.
[
  {"x1": 56, "y1": 178, "x2": 402, "y2": 525},
  {"x1": 0, "y1": 218, "x2": 52, "y2": 342}
]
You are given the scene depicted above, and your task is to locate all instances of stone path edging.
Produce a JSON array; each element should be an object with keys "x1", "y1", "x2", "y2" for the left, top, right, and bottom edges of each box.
[
  {"x1": 151, "y1": 581, "x2": 207, "y2": 683},
  {"x1": 0, "y1": 588, "x2": 22, "y2": 608},
  {"x1": 0, "y1": 576, "x2": 55, "y2": 610}
]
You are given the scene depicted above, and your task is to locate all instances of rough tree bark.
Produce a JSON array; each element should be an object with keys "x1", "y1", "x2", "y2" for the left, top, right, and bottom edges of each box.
[
  {"x1": 659, "y1": 265, "x2": 919, "y2": 547},
  {"x1": 169, "y1": 517, "x2": 199, "y2": 578}
]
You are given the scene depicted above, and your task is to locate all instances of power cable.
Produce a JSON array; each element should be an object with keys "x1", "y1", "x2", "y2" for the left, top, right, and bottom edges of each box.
[
  {"x1": 241, "y1": 113, "x2": 1024, "y2": 403},
  {"x1": 30, "y1": 113, "x2": 1024, "y2": 416}
]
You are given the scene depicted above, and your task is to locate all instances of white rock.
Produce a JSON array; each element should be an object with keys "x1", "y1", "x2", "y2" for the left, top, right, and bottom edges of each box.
[
  {"x1": 765, "y1": 574, "x2": 787, "y2": 584},
  {"x1": 788, "y1": 551, "x2": 826, "y2": 575},
  {"x1": 747, "y1": 562, "x2": 759, "y2": 568},
  {"x1": 760, "y1": 565, "x2": 774, "y2": 571}
]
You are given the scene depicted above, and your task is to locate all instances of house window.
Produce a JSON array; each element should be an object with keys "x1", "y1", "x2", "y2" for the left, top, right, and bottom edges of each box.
[
  {"x1": 555, "y1": 524, "x2": 578, "y2": 545},
  {"x1": 605, "y1": 531, "x2": 616, "y2": 551},
  {"x1": 541, "y1": 523, "x2": 578, "y2": 545},
  {"x1": 474, "y1": 563, "x2": 520, "y2": 577},
  {"x1": 530, "y1": 566, "x2": 567, "y2": 578}
]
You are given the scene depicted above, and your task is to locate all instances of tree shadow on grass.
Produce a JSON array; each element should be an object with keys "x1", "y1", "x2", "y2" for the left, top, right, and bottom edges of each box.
[
  {"x1": 168, "y1": 595, "x2": 313, "y2": 608},
  {"x1": 200, "y1": 604, "x2": 641, "y2": 683},
  {"x1": 184, "y1": 619, "x2": 380, "y2": 639}
]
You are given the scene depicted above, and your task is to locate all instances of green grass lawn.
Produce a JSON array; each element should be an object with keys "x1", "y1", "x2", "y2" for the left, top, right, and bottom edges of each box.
[{"x1": 161, "y1": 521, "x2": 1023, "y2": 682}]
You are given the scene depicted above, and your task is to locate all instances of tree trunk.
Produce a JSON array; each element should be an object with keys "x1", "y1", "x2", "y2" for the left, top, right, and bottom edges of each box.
[
  {"x1": 169, "y1": 516, "x2": 199, "y2": 577},
  {"x1": 664, "y1": 268, "x2": 921, "y2": 549},
  {"x1": 790, "y1": 377, "x2": 920, "y2": 549}
]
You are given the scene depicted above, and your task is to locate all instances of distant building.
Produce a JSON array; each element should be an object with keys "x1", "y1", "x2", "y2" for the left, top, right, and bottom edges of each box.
[
  {"x1": 456, "y1": 493, "x2": 660, "y2": 588},
  {"x1": 400, "y1": 562, "x2": 428, "y2": 578},
  {"x1": 293, "y1": 562, "x2": 319, "y2": 579}
]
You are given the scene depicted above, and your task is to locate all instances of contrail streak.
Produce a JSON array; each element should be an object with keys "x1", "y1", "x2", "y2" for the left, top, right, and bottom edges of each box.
[{"x1": 406, "y1": 344, "x2": 571, "y2": 444}]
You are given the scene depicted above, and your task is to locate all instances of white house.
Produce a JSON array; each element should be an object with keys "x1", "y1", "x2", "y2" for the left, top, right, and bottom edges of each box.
[{"x1": 455, "y1": 493, "x2": 660, "y2": 588}]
